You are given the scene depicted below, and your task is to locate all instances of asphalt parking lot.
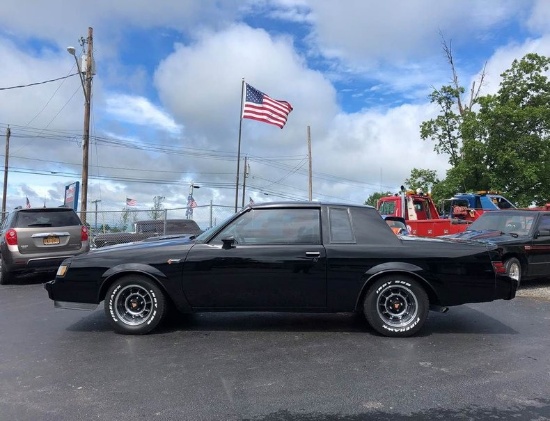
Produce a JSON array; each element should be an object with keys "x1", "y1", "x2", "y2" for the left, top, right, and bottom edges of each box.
[{"x1": 1, "y1": 278, "x2": 550, "y2": 421}]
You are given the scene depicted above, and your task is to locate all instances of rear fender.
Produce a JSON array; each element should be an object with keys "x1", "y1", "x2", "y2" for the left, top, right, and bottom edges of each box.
[{"x1": 355, "y1": 262, "x2": 439, "y2": 311}]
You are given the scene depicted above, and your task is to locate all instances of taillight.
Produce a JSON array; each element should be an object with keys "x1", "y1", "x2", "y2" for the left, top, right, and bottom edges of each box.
[
  {"x1": 492, "y1": 261, "x2": 507, "y2": 274},
  {"x1": 5, "y1": 229, "x2": 17, "y2": 246},
  {"x1": 81, "y1": 226, "x2": 89, "y2": 242}
]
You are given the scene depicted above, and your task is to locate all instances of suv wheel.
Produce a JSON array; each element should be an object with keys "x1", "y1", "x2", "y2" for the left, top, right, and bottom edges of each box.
[{"x1": 0, "y1": 258, "x2": 13, "y2": 285}]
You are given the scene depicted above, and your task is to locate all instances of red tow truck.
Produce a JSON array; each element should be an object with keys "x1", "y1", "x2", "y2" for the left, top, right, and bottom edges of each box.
[
  {"x1": 377, "y1": 189, "x2": 519, "y2": 237},
  {"x1": 377, "y1": 189, "x2": 472, "y2": 236}
]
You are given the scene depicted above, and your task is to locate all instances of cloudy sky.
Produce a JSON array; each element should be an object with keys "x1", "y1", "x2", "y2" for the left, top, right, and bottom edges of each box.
[{"x1": 1, "y1": 0, "x2": 550, "y2": 217}]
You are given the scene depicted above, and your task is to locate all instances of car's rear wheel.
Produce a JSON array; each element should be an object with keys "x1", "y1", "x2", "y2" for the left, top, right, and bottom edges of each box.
[
  {"x1": 363, "y1": 275, "x2": 429, "y2": 337},
  {"x1": 104, "y1": 275, "x2": 166, "y2": 334},
  {"x1": 0, "y1": 258, "x2": 13, "y2": 285},
  {"x1": 505, "y1": 257, "x2": 521, "y2": 286}
]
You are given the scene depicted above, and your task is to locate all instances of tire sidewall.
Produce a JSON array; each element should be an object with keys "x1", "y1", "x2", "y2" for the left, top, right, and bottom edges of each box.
[
  {"x1": 104, "y1": 276, "x2": 165, "y2": 334},
  {"x1": 364, "y1": 275, "x2": 429, "y2": 337},
  {"x1": 505, "y1": 258, "x2": 521, "y2": 284},
  {"x1": 0, "y1": 257, "x2": 12, "y2": 285}
]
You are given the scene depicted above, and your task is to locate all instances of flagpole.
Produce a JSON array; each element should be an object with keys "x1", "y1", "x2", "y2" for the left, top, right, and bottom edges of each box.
[{"x1": 235, "y1": 78, "x2": 245, "y2": 212}]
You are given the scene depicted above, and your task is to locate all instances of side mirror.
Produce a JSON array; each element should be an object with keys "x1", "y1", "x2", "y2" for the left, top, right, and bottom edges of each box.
[{"x1": 221, "y1": 236, "x2": 236, "y2": 249}]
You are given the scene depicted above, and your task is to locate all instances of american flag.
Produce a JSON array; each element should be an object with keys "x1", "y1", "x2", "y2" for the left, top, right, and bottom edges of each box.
[
  {"x1": 25, "y1": 197, "x2": 31, "y2": 208},
  {"x1": 242, "y1": 83, "x2": 293, "y2": 129},
  {"x1": 186, "y1": 194, "x2": 197, "y2": 218},
  {"x1": 126, "y1": 197, "x2": 137, "y2": 206},
  {"x1": 249, "y1": 196, "x2": 255, "y2": 205}
]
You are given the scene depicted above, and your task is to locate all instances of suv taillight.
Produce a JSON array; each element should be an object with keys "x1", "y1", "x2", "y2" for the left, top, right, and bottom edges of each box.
[
  {"x1": 5, "y1": 229, "x2": 18, "y2": 246},
  {"x1": 81, "y1": 226, "x2": 89, "y2": 242}
]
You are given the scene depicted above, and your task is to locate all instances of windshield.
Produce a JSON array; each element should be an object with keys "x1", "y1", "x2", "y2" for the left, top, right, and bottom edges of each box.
[
  {"x1": 194, "y1": 211, "x2": 239, "y2": 242},
  {"x1": 468, "y1": 212, "x2": 535, "y2": 236},
  {"x1": 378, "y1": 200, "x2": 396, "y2": 215}
]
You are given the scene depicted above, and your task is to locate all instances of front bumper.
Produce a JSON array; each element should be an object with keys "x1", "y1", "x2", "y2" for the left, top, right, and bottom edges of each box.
[
  {"x1": 494, "y1": 274, "x2": 518, "y2": 300},
  {"x1": 44, "y1": 279, "x2": 100, "y2": 310}
]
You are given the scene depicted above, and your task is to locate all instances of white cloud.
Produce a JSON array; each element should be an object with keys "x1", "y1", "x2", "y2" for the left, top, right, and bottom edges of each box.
[
  {"x1": 2, "y1": 0, "x2": 550, "y2": 213},
  {"x1": 104, "y1": 94, "x2": 182, "y2": 134}
]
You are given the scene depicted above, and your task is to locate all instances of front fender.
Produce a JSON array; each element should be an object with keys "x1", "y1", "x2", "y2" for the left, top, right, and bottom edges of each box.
[
  {"x1": 102, "y1": 262, "x2": 166, "y2": 281},
  {"x1": 98, "y1": 263, "x2": 193, "y2": 313}
]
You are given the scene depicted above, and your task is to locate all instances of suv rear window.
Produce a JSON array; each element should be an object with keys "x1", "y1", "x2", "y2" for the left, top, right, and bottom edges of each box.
[{"x1": 14, "y1": 210, "x2": 81, "y2": 228}]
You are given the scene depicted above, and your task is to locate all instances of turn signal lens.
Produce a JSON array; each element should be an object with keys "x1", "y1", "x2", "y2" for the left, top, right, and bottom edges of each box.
[
  {"x1": 56, "y1": 265, "x2": 68, "y2": 277},
  {"x1": 81, "y1": 226, "x2": 89, "y2": 242},
  {"x1": 492, "y1": 261, "x2": 506, "y2": 274}
]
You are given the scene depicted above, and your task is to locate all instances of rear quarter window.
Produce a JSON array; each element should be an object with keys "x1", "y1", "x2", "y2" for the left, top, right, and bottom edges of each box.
[{"x1": 328, "y1": 207, "x2": 355, "y2": 243}]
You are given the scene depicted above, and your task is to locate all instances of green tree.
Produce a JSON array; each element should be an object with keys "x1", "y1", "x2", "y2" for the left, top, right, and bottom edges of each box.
[
  {"x1": 404, "y1": 168, "x2": 440, "y2": 194},
  {"x1": 420, "y1": 38, "x2": 550, "y2": 206},
  {"x1": 470, "y1": 53, "x2": 550, "y2": 206},
  {"x1": 148, "y1": 196, "x2": 165, "y2": 220},
  {"x1": 365, "y1": 191, "x2": 392, "y2": 207},
  {"x1": 120, "y1": 207, "x2": 137, "y2": 232},
  {"x1": 420, "y1": 37, "x2": 487, "y2": 193}
]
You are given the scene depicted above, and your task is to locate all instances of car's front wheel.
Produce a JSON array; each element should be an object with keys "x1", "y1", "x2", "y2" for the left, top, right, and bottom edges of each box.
[
  {"x1": 505, "y1": 257, "x2": 521, "y2": 286},
  {"x1": 363, "y1": 275, "x2": 429, "y2": 337},
  {"x1": 104, "y1": 275, "x2": 166, "y2": 334}
]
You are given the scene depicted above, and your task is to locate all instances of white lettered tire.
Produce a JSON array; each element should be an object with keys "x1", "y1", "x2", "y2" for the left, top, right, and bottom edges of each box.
[
  {"x1": 364, "y1": 275, "x2": 429, "y2": 337},
  {"x1": 104, "y1": 275, "x2": 166, "y2": 334}
]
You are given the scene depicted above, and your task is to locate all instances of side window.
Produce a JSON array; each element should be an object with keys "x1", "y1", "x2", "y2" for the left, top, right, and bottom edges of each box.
[
  {"x1": 538, "y1": 215, "x2": 550, "y2": 231},
  {"x1": 211, "y1": 208, "x2": 321, "y2": 245},
  {"x1": 329, "y1": 207, "x2": 355, "y2": 243}
]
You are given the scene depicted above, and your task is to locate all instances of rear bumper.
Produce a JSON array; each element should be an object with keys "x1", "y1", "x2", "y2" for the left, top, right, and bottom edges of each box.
[{"x1": 4, "y1": 255, "x2": 74, "y2": 276}]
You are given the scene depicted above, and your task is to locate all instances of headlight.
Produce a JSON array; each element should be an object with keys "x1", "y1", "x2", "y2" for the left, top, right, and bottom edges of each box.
[{"x1": 56, "y1": 265, "x2": 69, "y2": 277}]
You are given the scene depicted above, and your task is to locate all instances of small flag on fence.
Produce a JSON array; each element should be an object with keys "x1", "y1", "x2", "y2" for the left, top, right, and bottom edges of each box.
[
  {"x1": 25, "y1": 197, "x2": 31, "y2": 208},
  {"x1": 249, "y1": 197, "x2": 255, "y2": 205},
  {"x1": 126, "y1": 198, "x2": 137, "y2": 206},
  {"x1": 242, "y1": 83, "x2": 293, "y2": 129}
]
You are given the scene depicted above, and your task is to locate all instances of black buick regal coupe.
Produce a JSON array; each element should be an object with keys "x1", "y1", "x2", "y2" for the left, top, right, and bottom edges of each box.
[{"x1": 45, "y1": 202, "x2": 517, "y2": 338}]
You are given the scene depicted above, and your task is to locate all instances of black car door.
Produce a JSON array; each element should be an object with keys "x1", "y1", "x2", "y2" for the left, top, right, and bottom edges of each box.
[
  {"x1": 528, "y1": 214, "x2": 550, "y2": 277},
  {"x1": 181, "y1": 207, "x2": 327, "y2": 309}
]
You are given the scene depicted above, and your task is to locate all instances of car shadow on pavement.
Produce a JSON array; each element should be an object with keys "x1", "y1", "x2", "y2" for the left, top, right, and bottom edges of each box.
[
  {"x1": 67, "y1": 305, "x2": 517, "y2": 336},
  {"x1": 420, "y1": 306, "x2": 517, "y2": 335}
]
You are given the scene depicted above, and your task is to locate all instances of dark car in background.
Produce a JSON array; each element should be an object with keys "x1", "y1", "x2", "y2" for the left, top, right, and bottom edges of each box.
[
  {"x1": 0, "y1": 207, "x2": 89, "y2": 284},
  {"x1": 92, "y1": 219, "x2": 202, "y2": 248},
  {"x1": 442, "y1": 209, "x2": 550, "y2": 285},
  {"x1": 45, "y1": 201, "x2": 517, "y2": 338}
]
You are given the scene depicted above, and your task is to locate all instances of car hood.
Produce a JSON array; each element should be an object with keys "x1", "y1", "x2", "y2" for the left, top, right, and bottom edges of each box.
[
  {"x1": 441, "y1": 229, "x2": 527, "y2": 244},
  {"x1": 81, "y1": 236, "x2": 196, "y2": 258}
]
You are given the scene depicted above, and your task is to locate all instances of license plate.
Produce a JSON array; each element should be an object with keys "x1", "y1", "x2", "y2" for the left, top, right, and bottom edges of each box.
[{"x1": 43, "y1": 236, "x2": 60, "y2": 245}]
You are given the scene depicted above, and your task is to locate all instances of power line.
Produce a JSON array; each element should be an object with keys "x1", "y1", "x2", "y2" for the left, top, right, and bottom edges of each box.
[{"x1": 0, "y1": 73, "x2": 78, "y2": 90}]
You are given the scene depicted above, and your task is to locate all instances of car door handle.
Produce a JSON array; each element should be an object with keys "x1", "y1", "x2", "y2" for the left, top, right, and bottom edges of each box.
[
  {"x1": 305, "y1": 251, "x2": 321, "y2": 258},
  {"x1": 167, "y1": 259, "x2": 181, "y2": 264}
]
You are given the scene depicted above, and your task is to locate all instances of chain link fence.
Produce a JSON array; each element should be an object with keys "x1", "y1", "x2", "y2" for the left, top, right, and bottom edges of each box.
[{"x1": 83, "y1": 203, "x2": 236, "y2": 246}]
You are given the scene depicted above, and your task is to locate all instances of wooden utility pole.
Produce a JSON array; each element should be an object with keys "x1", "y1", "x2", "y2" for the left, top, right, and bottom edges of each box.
[
  {"x1": 307, "y1": 126, "x2": 312, "y2": 201},
  {"x1": 2, "y1": 126, "x2": 10, "y2": 217},
  {"x1": 80, "y1": 27, "x2": 93, "y2": 224}
]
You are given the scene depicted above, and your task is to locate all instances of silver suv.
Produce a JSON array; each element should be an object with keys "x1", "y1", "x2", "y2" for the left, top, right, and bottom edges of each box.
[{"x1": 0, "y1": 207, "x2": 90, "y2": 284}]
